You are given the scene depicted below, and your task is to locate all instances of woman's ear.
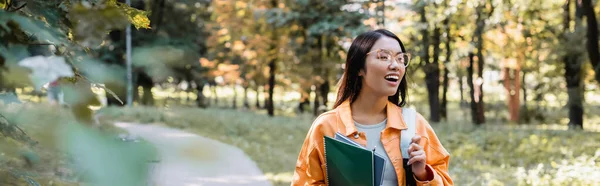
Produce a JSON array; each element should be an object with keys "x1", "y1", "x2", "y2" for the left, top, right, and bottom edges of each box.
[{"x1": 358, "y1": 69, "x2": 365, "y2": 76}]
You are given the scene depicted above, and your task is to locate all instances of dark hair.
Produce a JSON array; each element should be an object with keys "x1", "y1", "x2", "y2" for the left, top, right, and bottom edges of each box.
[{"x1": 333, "y1": 29, "x2": 408, "y2": 108}]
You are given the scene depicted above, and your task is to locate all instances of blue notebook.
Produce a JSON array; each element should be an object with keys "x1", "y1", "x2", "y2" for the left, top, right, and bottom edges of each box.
[{"x1": 334, "y1": 132, "x2": 386, "y2": 186}]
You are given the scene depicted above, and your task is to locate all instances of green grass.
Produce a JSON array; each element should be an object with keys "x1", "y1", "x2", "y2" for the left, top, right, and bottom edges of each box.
[{"x1": 99, "y1": 105, "x2": 600, "y2": 186}]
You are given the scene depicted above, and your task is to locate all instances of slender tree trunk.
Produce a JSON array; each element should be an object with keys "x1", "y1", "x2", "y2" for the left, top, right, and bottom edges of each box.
[
  {"x1": 459, "y1": 73, "x2": 465, "y2": 107},
  {"x1": 522, "y1": 71, "x2": 527, "y2": 109},
  {"x1": 232, "y1": 84, "x2": 237, "y2": 109},
  {"x1": 255, "y1": 85, "x2": 261, "y2": 109},
  {"x1": 243, "y1": 84, "x2": 249, "y2": 109},
  {"x1": 467, "y1": 53, "x2": 477, "y2": 124},
  {"x1": 564, "y1": 0, "x2": 584, "y2": 129},
  {"x1": 212, "y1": 84, "x2": 218, "y2": 107},
  {"x1": 267, "y1": 0, "x2": 278, "y2": 116},
  {"x1": 469, "y1": 4, "x2": 491, "y2": 125},
  {"x1": 504, "y1": 67, "x2": 520, "y2": 123},
  {"x1": 441, "y1": 17, "x2": 452, "y2": 121},
  {"x1": 138, "y1": 72, "x2": 154, "y2": 106},
  {"x1": 263, "y1": 84, "x2": 269, "y2": 110},
  {"x1": 420, "y1": 4, "x2": 430, "y2": 66},
  {"x1": 196, "y1": 81, "x2": 206, "y2": 108},
  {"x1": 521, "y1": 71, "x2": 529, "y2": 123},
  {"x1": 425, "y1": 24, "x2": 441, "y2": 123},
  {"x1": 320, "y1": 79, "x2": 330, "y2": 109},
  {"x1": 581, "y1": 0, "x2": 600, "y2": 84},
  {"x1": 313, "y1": 84, "x2": 320, "y2": 116}
]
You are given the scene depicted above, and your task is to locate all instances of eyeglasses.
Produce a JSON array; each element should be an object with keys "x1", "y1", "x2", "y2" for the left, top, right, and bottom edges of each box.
[{"x1": 366, "y1": 48, "x2": 411, "y2": 67}]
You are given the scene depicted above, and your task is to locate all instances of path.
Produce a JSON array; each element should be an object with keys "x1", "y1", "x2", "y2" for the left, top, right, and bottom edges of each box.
[{"x1": 114, "y1": 122, "x2": 273, "y2": 186}]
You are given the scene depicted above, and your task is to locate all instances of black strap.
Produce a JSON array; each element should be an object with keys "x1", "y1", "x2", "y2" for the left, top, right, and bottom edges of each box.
[{"x1": 403, "y1": 159, "x2": 417, "y2": 186}]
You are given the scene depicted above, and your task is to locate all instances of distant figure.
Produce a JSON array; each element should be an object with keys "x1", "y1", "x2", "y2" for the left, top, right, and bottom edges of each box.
[
  {"x1": 292, "y1": 29, "x2": 453, "y2": 185},
  {"x1": 47, "y1": 80, "x2": 63, "y2": 105}
]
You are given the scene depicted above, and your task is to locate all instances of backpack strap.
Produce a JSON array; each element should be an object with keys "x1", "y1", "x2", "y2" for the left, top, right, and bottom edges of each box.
[{"x1": 400, "y1": 107, "x2": 416, "y2": 159}]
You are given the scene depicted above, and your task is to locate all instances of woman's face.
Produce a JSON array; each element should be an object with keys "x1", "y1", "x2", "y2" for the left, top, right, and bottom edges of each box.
[{"x1": 358, "y1": 36, "x2": 406, "y2": 97}]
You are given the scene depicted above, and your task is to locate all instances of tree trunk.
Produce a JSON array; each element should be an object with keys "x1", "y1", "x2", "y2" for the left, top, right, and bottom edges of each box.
[
  {"x1": 503, "y1": 67, "x2": 520, "y2": 123},
  {"x1": 313, "y1": 84, "x2": 320, "y2": 116},
  {"x1": 319, "y1": 79, "x2": 330, "y2": 110},
  {"x1": 425, "y1": 24, "x2": 441, "y2": 123},
  {"x1": 267, "y1": 0, "x2": 277, "y2": 117},
  {"x1": 243, "y1": 84, "x2": 250, "y2": 109},
  {"x1": 564, "y1": 0, "x2": 584, "y2": 129},
  {"x1": 467, "y1": 53, "x2": 477, "y2": 124},
  {"x1": 212, "y1": 84, "x2": 218, "y2": 107},
  {"x1": 469, "y1": 4, "x2": 491, "y2": 125},
  {"x1": 150, "y1": 0, "x2": 166, "y2": 34},
  {"x1": 196, "y1": 81, "x2": 206, "y2": 108},
  {"x1": 459, "y1": 74, "x2": 466, "y2": 107},
  {"x1": 232, "y1": 84, "x2": 237, "y2": 109},
  {"x1": 268, "y1": 62, "x2": 275, "y2": 116},
  {"x1": 298, "y1": 90, "x2": 310, "y2": 113},
  {"x1": 138, "y1": 72, "x2": 154, "y2": 106},
  {"x1": 255, "y1": 85, "x2": 261, "y2": 109},
  {"x1": 581, "y1": 0, "x2": 600, "y2": 84},
  {"x1": 263, "y1": 84, "x2": 269, "y2": 110},
  {"x1": 441, "y1": 67, "x2": 449, "y2": 121},
  {"x1": 420, "y1": 4, "x2": 430, "y2": 66},
  {"x1": 522, "y1": 71, "x2": 527, "y2": 109},
  {"x1": 565, "y1": 54, "x2": 584, "y2": 129},
  {"x1": 521, "y1": 71, "x2": 530, "y2": 123}
]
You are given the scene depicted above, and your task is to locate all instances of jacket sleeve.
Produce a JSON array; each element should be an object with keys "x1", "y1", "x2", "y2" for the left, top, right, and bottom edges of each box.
[
  {"x1": 414, "y1": 113, "x2": 454, "y2": 186},
  {"x1": 291, "y1": 118, "x2": 327, "y2": 186}
]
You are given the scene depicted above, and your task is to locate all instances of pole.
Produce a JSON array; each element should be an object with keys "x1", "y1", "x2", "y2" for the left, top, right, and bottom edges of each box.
[{"x1": 126, "y1": 0, "x2": 133, "y2": 106}]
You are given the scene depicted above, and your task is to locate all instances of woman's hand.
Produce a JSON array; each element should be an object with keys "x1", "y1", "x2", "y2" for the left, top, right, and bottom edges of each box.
[{"x1": 407, "y1": 135, "x2": 429, "y2": 181}]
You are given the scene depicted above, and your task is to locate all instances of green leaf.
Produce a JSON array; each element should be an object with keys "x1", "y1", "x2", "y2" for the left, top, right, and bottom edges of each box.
[
  {"x1": 0, "y1": 0, "x2": 6, "y2": 10},
  {"x1": 67, "y1": 3, "x2": 130, "y2": 48},
  {"x1": 0, "y1": 11, "x2": 68, "y2": 45},
  {"x1": 115, "y1": 2, "x2": 151, "y2": 29},
  {"x1": 61, "y1": 123, "x2": 156, "y2": 186}
]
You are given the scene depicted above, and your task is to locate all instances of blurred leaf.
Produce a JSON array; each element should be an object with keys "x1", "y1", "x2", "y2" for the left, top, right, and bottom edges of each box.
[
  {"x1": 0, "y1": 0, "x2": 6, "y2": 9},
  {"x1": 61, "y1": 123, "x2": 156, "y2": 186},
  {"x1": 72, "y1": 55, "x2": 126, "y2": 88},
  {"x1": 61, "y1": 77, "x2": 102, "y2": 108},
  {"x1": 116, "y1": 3, "x2": 151, "y2": 29},
  {"x1": 0, "y1": 11, "x2": 68, "y2": 45},
  {"x1": 67, "y1": 3, "x2": 129, "y2": 48},
  {"x1": 18, "y1": 55, "x2": 74, "y2": 90}
]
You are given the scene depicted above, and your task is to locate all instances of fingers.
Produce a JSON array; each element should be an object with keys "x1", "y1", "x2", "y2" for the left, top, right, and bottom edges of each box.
[
  {"x1": 407, "y1": 153, "x2": 426, "y2": 165},
  {"x1": 408, "y1": 142, "x2": 423, "y2": 153},
  {"x1": 411, "y1": 135, "x2": 421, "y2": 144}
]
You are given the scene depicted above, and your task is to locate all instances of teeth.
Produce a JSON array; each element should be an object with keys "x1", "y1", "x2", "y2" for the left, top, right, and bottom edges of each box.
[{"x1": 385, "y1": 75, "x2": 399, "y2": 80}]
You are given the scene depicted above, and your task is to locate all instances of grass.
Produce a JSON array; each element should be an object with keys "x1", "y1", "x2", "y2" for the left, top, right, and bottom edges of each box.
[{"x1": 99, "y1": 104, "x2": 600, "y2": 186}]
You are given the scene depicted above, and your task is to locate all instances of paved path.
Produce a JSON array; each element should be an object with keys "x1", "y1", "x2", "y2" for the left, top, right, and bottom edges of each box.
[{"x1": 114, "y1": 122, "x2": 272, "y2": 186}]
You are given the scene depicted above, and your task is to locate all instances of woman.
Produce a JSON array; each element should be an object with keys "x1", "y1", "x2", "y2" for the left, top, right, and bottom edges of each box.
[{"x1": 291, "y1": 29, "x2": 453, "y2": 186}]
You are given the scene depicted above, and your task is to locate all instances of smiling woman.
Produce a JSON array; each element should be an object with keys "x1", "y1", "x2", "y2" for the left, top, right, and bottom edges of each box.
[{"x1": 292, "y1": 29, "x2": 453, "y2": 186}]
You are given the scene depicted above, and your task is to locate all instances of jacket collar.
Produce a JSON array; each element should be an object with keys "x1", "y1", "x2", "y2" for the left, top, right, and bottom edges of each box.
[{"x1": 336, "y1": 100, "x2": 408, "y2": 136}]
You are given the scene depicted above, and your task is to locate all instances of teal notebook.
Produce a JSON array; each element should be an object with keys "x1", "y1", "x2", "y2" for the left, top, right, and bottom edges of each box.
[{"x1": 324, "y1": 132, "x2": 386, "y2": 186}]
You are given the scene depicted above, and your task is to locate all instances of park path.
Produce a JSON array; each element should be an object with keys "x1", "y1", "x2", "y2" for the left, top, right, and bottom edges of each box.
[{"x1": 114, "y1": 122, "x2": 273, "y2": 186}]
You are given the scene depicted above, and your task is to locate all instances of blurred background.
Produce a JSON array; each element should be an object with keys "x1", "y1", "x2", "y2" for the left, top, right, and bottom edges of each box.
[{"x1": 1, "y1": 0, "x2": 600, "y2": 185}]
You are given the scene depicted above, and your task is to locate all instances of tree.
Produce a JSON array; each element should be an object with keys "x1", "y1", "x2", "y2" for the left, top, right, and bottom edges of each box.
[
  {"x1": 581, "y1": 0, "x2": 600, "y2": 84},
  {"x1": 468, "y1": 0, "x2": 494, "y2": 125},
  {"x1": 563, "y1": 0, "x2": 585, "y2": 129}
]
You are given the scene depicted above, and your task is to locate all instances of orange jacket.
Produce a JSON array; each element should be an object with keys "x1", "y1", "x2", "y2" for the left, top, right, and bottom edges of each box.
[{"x1": 291, "y1": 100, "x2": 453, "y2": 186}]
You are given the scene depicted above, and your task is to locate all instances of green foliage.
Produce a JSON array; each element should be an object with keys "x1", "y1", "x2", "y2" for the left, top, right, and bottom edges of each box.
[
  {"x1": 0, "y1": 11, "x2": 68, "y2": 45},
  {"x1": 61, "y1": 123, "x2": 156, "y2": 186},
  {"x1": 67, "y1": 3, "x2": 129, "y2": 48}
]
